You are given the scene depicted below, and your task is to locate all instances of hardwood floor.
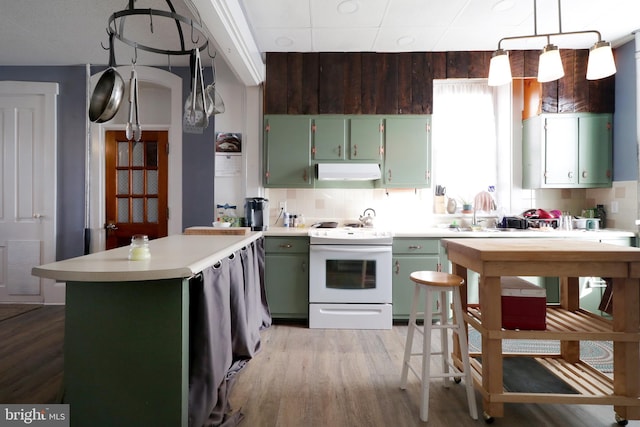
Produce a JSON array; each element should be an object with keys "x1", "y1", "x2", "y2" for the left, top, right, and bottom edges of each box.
[
  {"x1": 0, "y1": 305, "x2": 64, "y2": 404},
  {"x1": 0, "y1": 308, "x2": 635, "y2": 426},
  {"x1": 230, "y1": 324, "x2": 632, "y2": 427}
]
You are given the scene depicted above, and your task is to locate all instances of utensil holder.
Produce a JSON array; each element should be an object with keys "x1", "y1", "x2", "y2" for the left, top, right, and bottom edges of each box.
[{"x1": 434, "y1": 196, "x2": 445, "y2": 214}]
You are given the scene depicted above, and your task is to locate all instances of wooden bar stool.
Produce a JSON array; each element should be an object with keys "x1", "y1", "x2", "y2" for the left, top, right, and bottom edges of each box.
[{"x1": 400, "y1": 271, "x2": 478, "y2": 422}]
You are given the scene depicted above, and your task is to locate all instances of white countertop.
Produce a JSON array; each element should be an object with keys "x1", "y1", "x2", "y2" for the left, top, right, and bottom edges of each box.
[
  {"x1": 32, "y1": 232, "x2": 263, "y2": 282},
  {"x1": 263, "y1": 226, "x2": 635, "y2": 239}
]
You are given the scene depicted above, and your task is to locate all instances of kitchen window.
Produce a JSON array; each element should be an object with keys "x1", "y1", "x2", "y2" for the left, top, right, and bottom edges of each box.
[{"x1": 432, "y1": 79, "x2": 511, "y2": 213}]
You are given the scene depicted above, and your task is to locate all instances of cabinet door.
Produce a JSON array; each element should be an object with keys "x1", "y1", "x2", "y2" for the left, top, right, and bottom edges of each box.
[
  {"x1": 349, "y1": 117, "x2": 382, "y2": 161},
  {"x1": 383, "y1": 116, "x2": 431, "y2": 188},
  {"x1": 578, "y1": 115, "x2": 612, "y2": 185},
  {"x1": 264, "y1": 115, "x2": 313, "y2": 187},
  {"x1": 544, "y1": 116, "x2": 578, "y2": 185},
  {"x1": 312, "y1": 117, "x2": 346, "y2": 160},
  {"x1": 392, "y1": 255, "x2": 439, "y2": 319},
  {"x1": 265, "y1": 254, "x2": 309, "y2": 318}
]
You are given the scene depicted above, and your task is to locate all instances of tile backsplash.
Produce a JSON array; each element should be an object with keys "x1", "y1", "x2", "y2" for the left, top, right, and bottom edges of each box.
[{"x1": 265, "y1": 180, "x2": 638, "y2": 231}]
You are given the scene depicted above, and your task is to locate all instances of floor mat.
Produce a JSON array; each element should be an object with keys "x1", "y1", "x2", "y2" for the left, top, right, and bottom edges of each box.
[
  {"x1": 476, "y1": 356, "x2": 579, "y2": 394},
  {"x1": 468, "y1": 328, "x2": 613, "y2": 373}
]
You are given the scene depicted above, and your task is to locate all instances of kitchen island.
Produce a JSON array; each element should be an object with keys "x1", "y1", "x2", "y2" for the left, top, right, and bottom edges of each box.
[
  {"x1": 441, "y1": 238, "x2": 640, "y2": 424},
  {"x1": 32, "y1": 233, "x2": 267, "y2": 427}
]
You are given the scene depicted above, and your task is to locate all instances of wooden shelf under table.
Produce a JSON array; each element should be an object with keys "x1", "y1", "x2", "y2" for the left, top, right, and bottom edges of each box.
[
  {"x1": 464, "y1": 305, "x2": 640, "y2": 342},
  {"x1": 454, "y1": 305, "x2": 640, "y2": 407}
]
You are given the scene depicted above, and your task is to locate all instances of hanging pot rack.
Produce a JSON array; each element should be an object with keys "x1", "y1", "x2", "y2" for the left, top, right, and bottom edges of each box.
[{"x1": 106, "y1": 0, "x2": 210, "y2": 58}]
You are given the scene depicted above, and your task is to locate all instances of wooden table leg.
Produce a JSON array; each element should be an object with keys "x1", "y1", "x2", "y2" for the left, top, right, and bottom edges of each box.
[
  {"x1": 560, "y1": 277, "x2": 580, "y2": 363},
  {"x1": 450, "y1": 263, "x2": 468, "y2": 359},
  {"x1": 480, "y1": 275, "x2": 504, "y2": 418},
  {"x1": 613, "y1": 277, "x2": 640, "y2": 420}
]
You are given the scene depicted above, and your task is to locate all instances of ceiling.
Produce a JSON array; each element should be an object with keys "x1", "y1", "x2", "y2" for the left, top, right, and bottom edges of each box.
[{"x1": 1, "y1": 0, "x2": 638, "y2": 84}]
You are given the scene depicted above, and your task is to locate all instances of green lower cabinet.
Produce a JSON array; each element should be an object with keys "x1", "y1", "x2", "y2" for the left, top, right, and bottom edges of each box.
[
  {"x1": 392, "y1": 238, "x2": 441, "y2": 320},
  {"x1": 264, "y1": 236, "x2": 309, "y2": 319}
]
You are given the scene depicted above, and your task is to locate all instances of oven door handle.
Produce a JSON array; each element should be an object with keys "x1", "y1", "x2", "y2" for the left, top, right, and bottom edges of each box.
[{"x1": 310, "y1": 245, "x2": 391, "y2": 254}]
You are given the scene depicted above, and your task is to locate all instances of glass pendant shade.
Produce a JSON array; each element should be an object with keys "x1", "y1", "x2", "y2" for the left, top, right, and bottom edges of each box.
[
  {"x1": 537, "y1": 44, "x2": 564, "y2": 83},
  {"x1": 586, "y1": 41, "x2": 616, "y2": 80},
  {"x1": 488, "y1": 49, "x2": 512, "y2": 86}
]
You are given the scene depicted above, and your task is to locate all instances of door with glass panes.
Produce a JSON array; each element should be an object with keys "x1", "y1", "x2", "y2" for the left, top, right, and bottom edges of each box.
[{"x1": 105, "y1": 130, "x2": 168, "y2": 249}]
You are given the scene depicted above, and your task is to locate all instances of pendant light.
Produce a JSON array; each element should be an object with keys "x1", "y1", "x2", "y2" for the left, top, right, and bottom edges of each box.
[
  {"x1": 487, "y1": 0, "x2": 616, "y2": 86},
  {"x1": 586, "y1": 41, "x2": 617, "y2": 80},
  {"x1": 488, "y1": 49, "x2": 512, "y2": 86},
  {"x1": 537, "y1": 43, "x2": 564, "y2": 83}
]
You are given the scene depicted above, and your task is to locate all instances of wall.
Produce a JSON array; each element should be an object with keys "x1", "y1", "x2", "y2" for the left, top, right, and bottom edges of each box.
[
  {"x1": 585, "y1": 39, "x2": 638, "y2": 231},
  {"x1": 0, "y1": 65, "x2": 219, "y2": 260},
  {"x1": 261, "y1": 44, "x2": 639, "y2": 231},
  {"x1": 0, "y1": 66, "x2": 85, "y2": 260}
]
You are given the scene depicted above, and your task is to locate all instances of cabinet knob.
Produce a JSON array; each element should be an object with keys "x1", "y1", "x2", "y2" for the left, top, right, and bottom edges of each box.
[
  {"x1": 303, "y1": 169, "x2": 308, "y2": 182},
  {"x1": 582, "y1": 170, "x2": 588, "y2": 179},
  {"x1": 279, "y1": 244, "x2": 293, "y2": 249},
  {"x1": 395, "y1": 260, "x2": 400, "y2": 274},
  {"x1": 568, "y1": 171, "x2": 574, "y2": 179},
  {"x1": 408, "y1": 245, "x2": 422, "y2": 250},
  {"x1": 338, "y1": 145, "x2": 342, "y2": 157},
  {"x1": 353, "y1": 144, "x2": 358, "y2": 157},
  {"x1": 387, "y1": 169, "x2": 392, "y2": 182}
]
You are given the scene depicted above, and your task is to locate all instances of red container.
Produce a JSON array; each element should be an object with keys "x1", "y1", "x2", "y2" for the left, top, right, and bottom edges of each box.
[{"x1": 501, "y1": 277, "x2": 546, "y2": 330}]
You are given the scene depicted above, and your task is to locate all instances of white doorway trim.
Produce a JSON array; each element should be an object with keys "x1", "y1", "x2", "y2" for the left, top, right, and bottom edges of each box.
[{"x1": 88, "y1": 66, "x2": 182, "y2": 252}]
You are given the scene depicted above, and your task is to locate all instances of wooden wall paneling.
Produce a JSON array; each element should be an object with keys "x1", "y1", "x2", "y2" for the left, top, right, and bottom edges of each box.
[
  {"x1": 589, "y1": 76, "x2": 615, "y2": 113},
  {"x1": 361, "y1": 53, "x2": 378, "y2": 114},
  {"x1": 410, "y1": 53, "x2": 429, "y2": 114},
  {"x1": 446, "y1": 51, "x2": 469, "y2": 78},
  {"x1": 558, "y1": 50, "x2": 576, "y2": 113},
  {"x1": 301, "y1": 53, "x2": 319, "y2": 114},
  {"x1": 287, "y1": 53, "x2": 303, "y2": 114},
  {"x1": 427, "y1": 52, "x2": 445, "y2": 114},
  {"x1": 318, "y1": 53, "x2": 346, "y2": 114},
  {"x1": 431, "y1": 52, "x2": 447, "y2": 80},
  {"x1": 397, "y1": 53, "x2": 413, "y2": 114},
  {"x1": 344, "y1": 53, "x2": 362, "y2": 114},
  {"x1": 468, "y1": 51, "x2": 491, "y2": 79},
  {"x1": 524, "y1": 50, "x2": 539, "y2": 78},
  {"x1": 510, "y1": 50, "x2": 525, "y2": 78},
  {"x1": 541, "y1": 81, "x2": 559, "y2": 113},
  {"x1": 376, "y1": 53, "x2": 399, "y2": 114},
  {"x1": 265, "y1": 53, "x2": 288, "y2": 114},
  {"x1": 573, "y1": 50, "x2": 589, "y2": 112}
]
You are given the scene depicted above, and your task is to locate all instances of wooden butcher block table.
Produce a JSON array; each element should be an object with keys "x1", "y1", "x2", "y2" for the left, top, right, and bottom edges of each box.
[{"x1": 441, "y1": 238, "x2": 640, "y2": 425}]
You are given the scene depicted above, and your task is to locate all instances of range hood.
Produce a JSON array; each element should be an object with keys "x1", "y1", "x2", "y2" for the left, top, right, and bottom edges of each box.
[{"x1": 316, "y1": 163, "x2": 382, "y2": 181}]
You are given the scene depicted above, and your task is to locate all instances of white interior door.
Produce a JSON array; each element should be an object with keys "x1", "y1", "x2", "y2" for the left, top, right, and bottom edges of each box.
[{"x1": 0, "y1": 81, "x2": 59, "y2": 304}]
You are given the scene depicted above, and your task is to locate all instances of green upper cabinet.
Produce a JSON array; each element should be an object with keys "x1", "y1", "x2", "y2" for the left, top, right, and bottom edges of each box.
[
  {"x1": 312, "y1": 116, "x2": 347, "y2": 160},
  {"x1": 349, "y1": 116, "x2": 383, "y2": 161},
  {"x1": 578, "y1": 114, "x2": 613, "y2": 186},
  {"x1": 382, "y1": 116, "x2": 431, "y2": 188},
  {"x1": 543, "y1": 115, "x2": 579, "y2": 186},
  {"x1": 264, "y1": 115, "x2": 313, "y2": 188},
  {"x1": 264, "y1": 114, "x2": 431, "y2": 189},
  {"x1": 312, "y1": 116, "x2": 383, "y2": 162},
  {"x1": 523, "y1": 113, "x2": 612, "y2": 189}
]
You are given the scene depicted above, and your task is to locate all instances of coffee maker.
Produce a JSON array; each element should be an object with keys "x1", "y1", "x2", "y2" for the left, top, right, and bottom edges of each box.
[{"x1": 245, "y1": 197, "x2": 269, "y2": 231}]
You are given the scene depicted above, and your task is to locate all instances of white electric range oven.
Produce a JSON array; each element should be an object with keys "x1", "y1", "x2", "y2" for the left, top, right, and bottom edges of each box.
[{"x1": 308, "y1": 227, "x2": 393, "y2": 329}]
